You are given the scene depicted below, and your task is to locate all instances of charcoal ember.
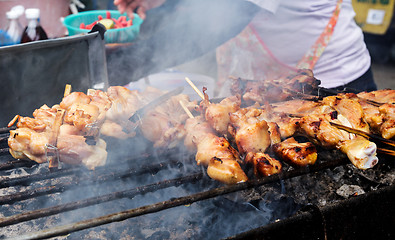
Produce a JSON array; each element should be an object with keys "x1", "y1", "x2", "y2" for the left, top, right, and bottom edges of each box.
[{"x1": 336, "y1": 184, "x2": 365, "y2": 198}]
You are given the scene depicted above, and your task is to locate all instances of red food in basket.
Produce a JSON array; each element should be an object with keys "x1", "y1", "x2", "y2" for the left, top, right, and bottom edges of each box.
[{"x1": 79, "y1": 11, "x2": 132, "y2": 30}]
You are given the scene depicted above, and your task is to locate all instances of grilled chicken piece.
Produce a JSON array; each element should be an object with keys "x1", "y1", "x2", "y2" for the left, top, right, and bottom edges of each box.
[
  {"x1": 358, "y1": 101, "x2": 383, "y2": 133},
  {"x1": 56, "y1": 135, "x2": 107, "y2": 170},
  {"x1": 207, "y1": 157, "x2": 248, "y2": 184},
  {"x1": 355, "y1": 90, "x2": 395, "y2": 139},
  {"x1": 8, "y1": 127, "x2": 50, "y2": 163},
  {"x1": 379, "y1": 102, "x2": 395, "y2": 139},
  {"x1": 60, "y1": 90, "x2": 112, "y2": 136},
  {"x1": 9, "y1": 89, "x2": 110, "y2": 170},
  {"x1": 267, "y1": 122, "x2": 282, "y2": 145},
  {"x1": 322, "y1": 95, "x2": 370, "y2": 133},
  {"x1": 8, "y1": 104, "x2": 60, "y2": 163},
  {"x1": 298, "y1": 112, "x2": 378, "y2": 169},
  {"x1": 227, "y1": 107, "x2": 283, "y2": 178},
  {"x1": 256, "y1": 104, "x2": 299, "y2": 139},
  {"x1": 245, "y1": 152, "x2": 282, "y2": 177},
  {"x1": 340, "y1": 136, "x2": 378, "y2": 170},
  {"x1": 203, "y1": 94, "x2": 241, "y2": 135},
  {"x1": 241, "y1": 81, "x2": 292, "y2": 105},
  {"x1": 298, "y1": 114, "x2": 349, "y2": 149},
  {"x1": 272, "y1": 137, "x2": 317, "y2": 167},
  {"x1": 183, "y1": 116, "x2": 215, "y2": 152},
  {"x1": 140, "y1": 111, "x2": 186, "y2": 149},
  {"x1": 232, "y1": 106, "x2": 282, "y2": 144},
  {"x1": 183, "y1": 116, "x2": 248, "y2": 184},
  {"x1": 101, "y1": 86, "x2": 170, "y2": 139},
  {"x1": 139, "y1": 94, "x2": 196, "y2": 148},
  {"x1": 8, "y1": 107, "x2": 108, "y2": 170},
  {"x1": 230, "y1": 69, "x2": 320, "y2": 105},
  {"x1": 15, "y1": 104, "x2": 59, "y2": 133},
  {"x1": 270, "y1": 99, "x2": 322, "y2": 116},
  {"x1": 228, "y1": 108, "x2": 271, "y2": 156},
  {"x1": 357, "y1": 89, "x2": 395, "y2": 104},
  {"x1": 101, "y1": 86, "x2": 145, "y2": 139},
  {"x1": 194, "y1": 133, "x2": 248, "y2": 184},
  {"x1": 195, "y1": 133, "x2": 240, "y2": 166}
]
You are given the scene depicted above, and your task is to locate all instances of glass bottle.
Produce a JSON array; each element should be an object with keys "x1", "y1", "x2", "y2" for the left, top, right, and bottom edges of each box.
[
  {"x1": 5, "y1": 10, "x2": 24, "y2": 45},
  {"x1": 20, "y1": 8, "x2": 48, "y2": 43}
]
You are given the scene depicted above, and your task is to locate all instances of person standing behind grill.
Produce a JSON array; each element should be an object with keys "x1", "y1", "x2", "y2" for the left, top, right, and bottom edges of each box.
[
  {"x1": 215, "y1": 0, "x2": 377, "y2": 95},
  {"x1": 112, "y1": 0, "x2": 376, "y2": 93}
]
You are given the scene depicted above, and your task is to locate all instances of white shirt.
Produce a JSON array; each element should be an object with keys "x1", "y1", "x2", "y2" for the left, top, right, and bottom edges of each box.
[{"x1": 246, "y1": 0, "x2": 371, "y2": 88}]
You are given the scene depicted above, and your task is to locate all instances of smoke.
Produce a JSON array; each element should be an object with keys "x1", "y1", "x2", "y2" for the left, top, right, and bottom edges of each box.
[{"x1": 106, "y1": 0, "x2": 260, "y2": 86}]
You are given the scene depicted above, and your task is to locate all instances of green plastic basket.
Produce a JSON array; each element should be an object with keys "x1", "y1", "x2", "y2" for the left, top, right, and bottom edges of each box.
[{"x1": 63, "y1": 10, "x2": 143, "y2": 44}]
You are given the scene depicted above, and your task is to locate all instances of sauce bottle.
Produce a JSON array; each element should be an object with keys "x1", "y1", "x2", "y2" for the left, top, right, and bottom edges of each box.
[
  {"x1": 20, "y1": 8, "x2": 48, "y2": 43},
  {"x1": 5, "y1": 10, "x2": 24, "y2": 45}
]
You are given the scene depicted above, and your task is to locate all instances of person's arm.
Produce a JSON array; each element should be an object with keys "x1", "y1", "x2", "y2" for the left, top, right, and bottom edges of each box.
[
  {"x1": 113, "y1": 0, "x2": 166, "y2": 19},
  {"x1": 107, "y1": 0, "x2": 260, "y2": 86}
]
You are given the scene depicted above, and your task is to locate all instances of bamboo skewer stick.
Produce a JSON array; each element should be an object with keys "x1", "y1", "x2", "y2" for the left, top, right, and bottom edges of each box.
[
  {"x1": 179, "y1": 100, "x2": 194, "y2": 119},
  {"x1": 377, "y1": 148, "x2": 395, "y2": 156},
  {"x1": 185, "y1": 77, "x2": 205, "y2": 100},
  {"x1": 329, "y1": 121, "x2": 395, "y2": 148},
  {"x1": 7, "y1": 115, "x2": 19, "y2": 128},
  {"x1": 46, "y1": 109, "x2": 65, "y2": 169},
  {"x1": 47, "y1": 84, "x2": 70, "y2": 169},
  {"x1": 64, "y1": 84, "x2": 72, "y2": 97},
  {"x1": 229, "y1": 76, "x2": 383, "y2": 107}
]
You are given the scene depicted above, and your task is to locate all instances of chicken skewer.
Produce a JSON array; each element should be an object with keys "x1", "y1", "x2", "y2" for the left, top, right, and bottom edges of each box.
[
  {"x1": 297, "y1": 108, "x2": 378, "y2": 170},
  {"x1": 8, "y1": 85, "x2": 110, "y2": 170},
  {"x1": 329, "y1": 121, "x2": 395, "y2": 148},
  {"x1": 228, "y1": 107, "x2": 283, "y2": 177},
  {"x1": 179, "y1": 87, "x2": 248, "y2": 185},
  {"x1": 264, "y1": 97, "x2": 379, "y2": 169},
  {"x1": 183, "y1": 116, "x2": 248, "y2": 184}
]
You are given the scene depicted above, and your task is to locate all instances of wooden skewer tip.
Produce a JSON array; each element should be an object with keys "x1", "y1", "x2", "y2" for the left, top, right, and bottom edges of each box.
[
  {"x1": 179, "y1": 100, "x2": 194, "y2": 119},
  {"x1": 64, "y1": 84, "x2": 72, "y2": 97},
  {"x1": 185, "y1": 77, "x2": 205, "y2": 100}
]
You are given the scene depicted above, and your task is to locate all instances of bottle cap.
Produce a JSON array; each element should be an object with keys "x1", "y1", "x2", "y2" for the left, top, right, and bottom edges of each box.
[
  {"x1": 25, "y1": 8, "x2": 40, "y2": 19},
  {"x1": 11, "y1": 5, "x2": 25, "y2": 18},
  {"x1": 6, "y1": 11, "x2": 19, "y2": 19}
]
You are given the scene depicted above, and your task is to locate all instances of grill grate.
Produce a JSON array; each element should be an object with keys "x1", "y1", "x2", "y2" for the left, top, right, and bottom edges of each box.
[{"x1": 0, "y1": 126, "x2": 394, "y2": 239}]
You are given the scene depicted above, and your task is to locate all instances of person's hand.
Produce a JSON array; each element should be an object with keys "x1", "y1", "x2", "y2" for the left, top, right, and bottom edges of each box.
[{"x1": 113, "y1": 0, "x2": 165, "y2": 20}]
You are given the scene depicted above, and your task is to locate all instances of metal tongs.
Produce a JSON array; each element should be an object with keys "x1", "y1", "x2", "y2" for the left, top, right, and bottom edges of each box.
[{"x1": 129, "y1": 86, "x2": 184, "y2": 122}]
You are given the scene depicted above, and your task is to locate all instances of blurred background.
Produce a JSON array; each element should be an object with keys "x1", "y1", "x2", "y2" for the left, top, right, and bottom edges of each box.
[{"x1": 0, "y1": 0, "x2": 394, "y2": 89}]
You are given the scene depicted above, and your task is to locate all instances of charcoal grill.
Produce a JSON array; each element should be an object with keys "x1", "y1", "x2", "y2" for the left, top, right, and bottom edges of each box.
[{"x1": 0, "y1": 125, "x2": 394, "y2": 240}]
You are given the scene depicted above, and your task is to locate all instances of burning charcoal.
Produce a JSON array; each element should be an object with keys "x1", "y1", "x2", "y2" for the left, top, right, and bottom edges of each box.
[{"x1": 336, "y1": 184, "x2": 365, "y2": 198}]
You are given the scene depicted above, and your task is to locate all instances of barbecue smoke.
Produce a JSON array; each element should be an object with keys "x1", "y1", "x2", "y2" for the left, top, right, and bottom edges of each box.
[{"x1": 106, "y1": 0, "x2": 260, "y2": 86}]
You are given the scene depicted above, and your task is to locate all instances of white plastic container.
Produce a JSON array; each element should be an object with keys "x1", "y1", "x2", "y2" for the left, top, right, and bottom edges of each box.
[{"x1": 126, "y1": 70, "x2": 216, "y2": 101}]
